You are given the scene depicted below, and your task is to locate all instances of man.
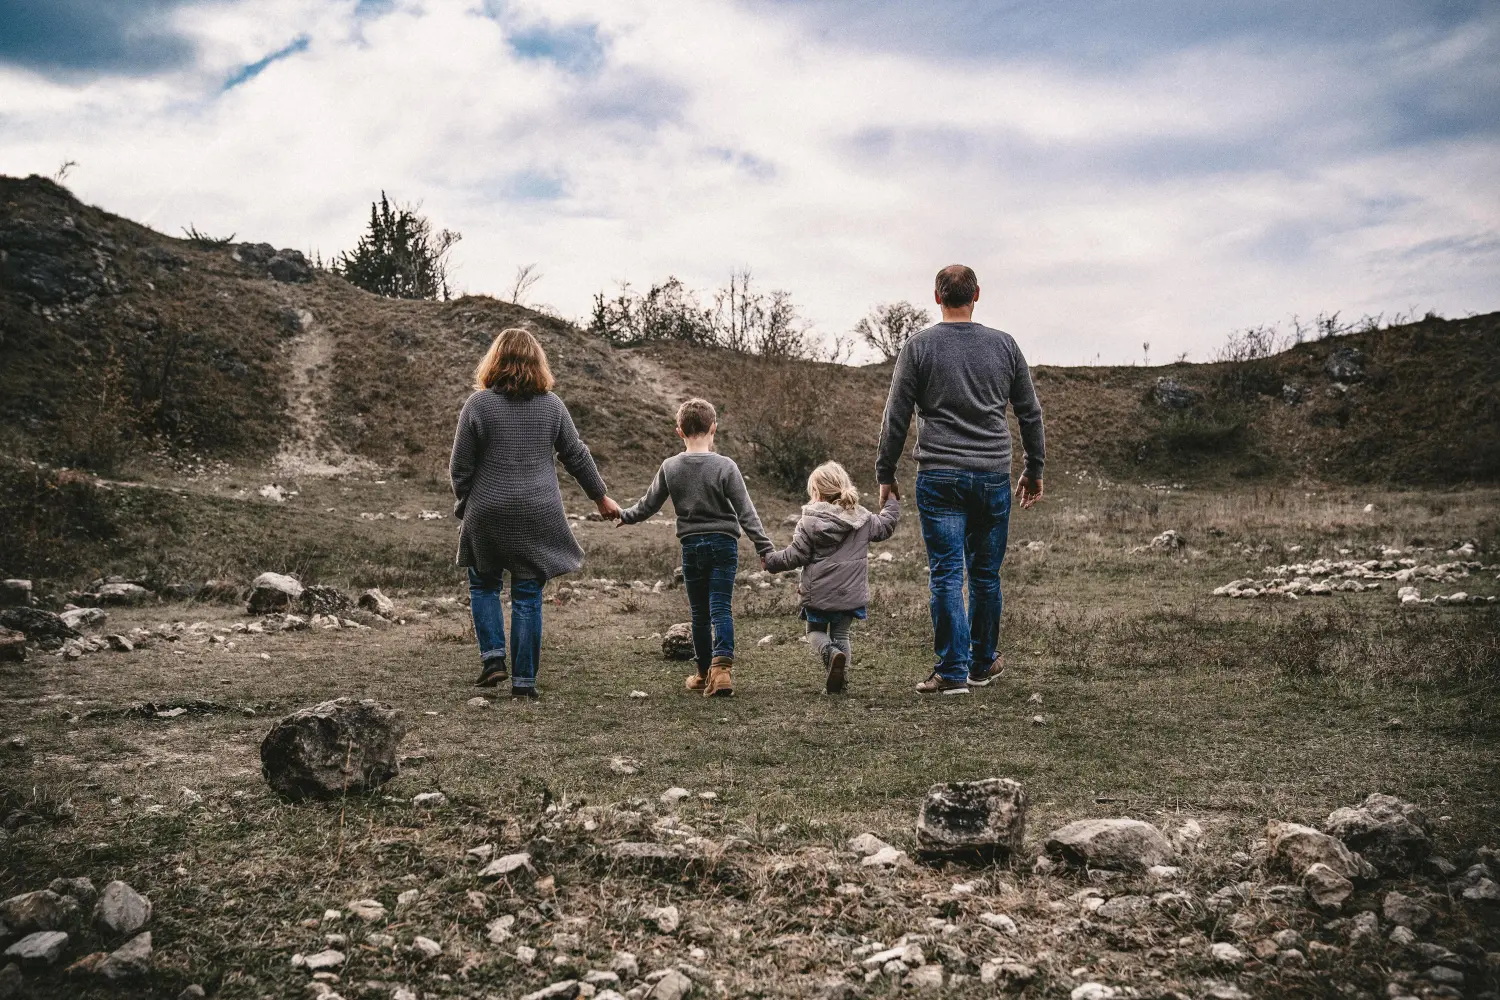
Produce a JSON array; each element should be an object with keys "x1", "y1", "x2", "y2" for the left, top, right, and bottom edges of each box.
[{"x1": 875, "y1": 265, "x2": 1045, "y2": 695}]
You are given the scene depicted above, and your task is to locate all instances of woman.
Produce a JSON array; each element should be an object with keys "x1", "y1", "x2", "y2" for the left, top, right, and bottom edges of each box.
[{"x1": 450, "y1": 327, "x2": 620, "y2": 696}]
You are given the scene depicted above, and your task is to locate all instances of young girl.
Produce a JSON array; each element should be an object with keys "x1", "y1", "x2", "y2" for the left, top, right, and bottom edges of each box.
[{"x1": 764, "y1": 462, "x2": 899, "y2": 693}]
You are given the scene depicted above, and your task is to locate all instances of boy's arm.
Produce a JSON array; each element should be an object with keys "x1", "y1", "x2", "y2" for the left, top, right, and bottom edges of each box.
[
  {"x1": 868, "y1": 494, "x2": 901, "y2": 543},
  {"x1": 618, "y1": 465, "x2": 669, "y2": 525},
  {"x1": 765, "y1": 521, "x2": 814, "y2": 573},
  {"x1": 724, "y1": 462, "x2": 774, "y2": 556}
]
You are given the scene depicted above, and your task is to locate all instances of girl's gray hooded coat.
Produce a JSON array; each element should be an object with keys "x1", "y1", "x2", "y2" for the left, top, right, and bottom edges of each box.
[{"x1": 765, "y1": 497, "x2": 900, "y2": 611}]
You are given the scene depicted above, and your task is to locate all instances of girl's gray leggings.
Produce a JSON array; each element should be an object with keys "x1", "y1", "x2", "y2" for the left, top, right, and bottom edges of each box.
[{"x1": 806, "y1": 612, "x2": 853, "y2": 660}]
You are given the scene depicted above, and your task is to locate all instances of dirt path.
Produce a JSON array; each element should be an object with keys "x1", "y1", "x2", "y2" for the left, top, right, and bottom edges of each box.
[
  {"x1": 273, "y1": 308, "x2": 378, "y2": 478},
  {"x1": 619, "y1": 349, "x2": 692, "y2": 406}
]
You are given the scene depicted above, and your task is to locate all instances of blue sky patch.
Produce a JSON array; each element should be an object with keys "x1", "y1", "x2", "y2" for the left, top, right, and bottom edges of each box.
[
  {"x1": 223, "y1": 35, "x2": 310, "y2": 92},
  {"x1": 507, "y1": 21, "x2": 606, "y2": 75}
]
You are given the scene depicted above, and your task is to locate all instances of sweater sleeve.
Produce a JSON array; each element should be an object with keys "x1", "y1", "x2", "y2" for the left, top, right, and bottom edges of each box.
[
  {"x1": 868, "y1": 495, "x2": 901, "y2": 543},
  {"x1": 449, "y1": 395, "x2": 481, "y2": 519},
  {"x1": 724, "y1": 461, "x2": 773, "y2": 556},
  {"x1": 764, "y1": 519, "x2": 815, "y2": 573},
  {"x1": 875, "y1": 341, "x2": 919, "y2": 485},
  {"x1": 619, "y1": 464, "x2": 669, "y2": 525},
  {"x1": 1010, "y1": 347, "x2": 1046, "y2": 480},
  {"x1": 553, "y1": 397, "x2": 608, "y2": 501}
]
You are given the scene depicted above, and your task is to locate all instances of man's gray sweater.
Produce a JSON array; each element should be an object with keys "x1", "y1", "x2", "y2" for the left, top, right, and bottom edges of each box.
[
  {"x1": 620, "y1": 451, "x2": 774, "y2": 555},
  {"x1": 875, "y1": 321, "x2": 1045, "y2": 484}
]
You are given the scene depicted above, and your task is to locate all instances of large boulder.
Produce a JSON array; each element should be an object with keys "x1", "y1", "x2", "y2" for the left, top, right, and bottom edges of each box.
[
  {"x1": 0, "y1": 580, "x2": 32, "y2": 607},
  {"x1": 260, "y1": 698, "x2": 408, "y2": 799},
  {"x1": 1266, "y1": 820, "x2": 1376, "y2": 881},
  {"x1": 267, "y1": 249, "x2": 313, "y2": 283},
  {"x1": 1044, "y1": 818, "x2": 1173, "y2": 871},
  {"x1": 298, "y1": 585, "x2": 353, "y2": 617},
  {"x1": 58, "y1": 607, "x2": 107, "y2": 631},
  {"x1": 0, "y1": 891, "x2": 78, "y2": 934},
  {"x1": 358, "y1": 588, "x2": 395, "y2": 618},
  {"x1": 93, "y1": 882, "x2": 150, "y2": 936},
  {"x1": 916, "y1": 778, "x2": 1027, "y2": 858},
  {"x1": 4, "y1": 931, "x2": 67, "y2": 967},
  {"x1": 0, "y1": 608, "x2": 79, "y2": 650},
  {"x1": 247, "y1": 572, "x2": 303, "y2": 615},
  {"x1": 662, "y1": 623, "x2": 694, "y2": 661},
  {"x1": 1323, "y1": 794, "x2": 1431, "y2": 875}
]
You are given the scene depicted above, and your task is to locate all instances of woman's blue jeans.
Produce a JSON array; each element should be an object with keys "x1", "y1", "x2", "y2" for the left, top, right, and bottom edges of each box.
[
  {"x1": 468, "y1": 568, "x2": 544, "y2": 689},
  {"x1": 916, "y1": 470, "x2": 1011, "y2": 682},
  {"x1": 681, "y1": 532, "x2": 738, "y2": 672}
]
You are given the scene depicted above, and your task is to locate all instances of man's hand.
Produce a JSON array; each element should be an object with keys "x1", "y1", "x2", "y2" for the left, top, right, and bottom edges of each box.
[
  {"x1": 879, "y1": 482, "x2": 900, "y2": 506},
  {"x1": 597, "y1": 496, "x2": 622, "y2": 520},
  {"x1": 1016, "y1": 474, "x2": 1044, "y2": 509}
]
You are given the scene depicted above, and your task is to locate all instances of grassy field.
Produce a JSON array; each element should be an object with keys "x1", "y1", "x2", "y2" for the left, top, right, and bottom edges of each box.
[{"x1": 2, "y1": 479, "x2": 1498, "y2": 999}]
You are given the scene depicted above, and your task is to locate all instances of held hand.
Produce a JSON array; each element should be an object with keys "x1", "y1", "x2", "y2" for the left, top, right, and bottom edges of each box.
[
  {"x1": 1017, "y1": 475, "x2": 1044, "y2": 509},
  {"x1": 597, "y1": 496, "x2": 622, "y2": 521},
  {"x1": 760, "y1": 555, "x2": 769, "y2": 570},
  {"x1": 879, "y1": 482, "x2": 900, "y2": 506}
]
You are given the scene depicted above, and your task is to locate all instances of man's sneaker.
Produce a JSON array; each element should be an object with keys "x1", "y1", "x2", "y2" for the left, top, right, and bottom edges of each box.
[
  {"x1": 705, "y1": 656, "x2": 734, "y2": 697},
  {"x1": 825, "y1": 647, "x2": 847, "y2": 694},
  {"x1": 968, "y1": 654, "x2": 1004, "y2": 688},
  {"x1": 685, "y1": 671, "x2": 707, "y2": 692},
  {"x1": 475, "y1": 662, "x2": 509, "y2": 687},
  {"x1": 510, "y1": 685, "x2": 538, "y2": 700},
  {"x1": 915, "y1": 672, "x2": 970, "y2": 696}
]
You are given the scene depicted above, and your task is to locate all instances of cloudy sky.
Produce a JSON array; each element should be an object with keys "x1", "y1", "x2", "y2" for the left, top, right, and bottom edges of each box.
[{"x1": 2, "y1": 0, "x2": 1497, "y2": 364}]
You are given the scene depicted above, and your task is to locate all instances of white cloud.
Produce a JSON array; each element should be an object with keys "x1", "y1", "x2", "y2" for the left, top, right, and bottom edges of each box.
[{"x1": 0, "y1": 0, "x2": 1495, "y2": 364}]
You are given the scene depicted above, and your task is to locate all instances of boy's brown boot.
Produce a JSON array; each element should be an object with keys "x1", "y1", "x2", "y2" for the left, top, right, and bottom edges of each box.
[
  {"x1": 704, "y1": 656, "x2": 734, "y2": 697},
  {"x1": 684, "y1": 671, "x2": 707, "y2": 692}
]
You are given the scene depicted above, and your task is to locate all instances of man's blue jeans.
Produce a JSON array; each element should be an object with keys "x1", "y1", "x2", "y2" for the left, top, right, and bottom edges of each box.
[
  {"x1": 468, "y1": 568, "x2": 544, "y2": 689},
  {"x1": 681, "y1": 532, "x2": 738, "y2": 673},
  {"x1": 916, "y1": 470, "x2": 1011, "y2": 682}
]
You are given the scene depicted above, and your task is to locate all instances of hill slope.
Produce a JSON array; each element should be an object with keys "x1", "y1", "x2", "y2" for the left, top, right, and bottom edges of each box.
[{"x1": 3, "y1": 172, "x2": 1498, "y2": 499}]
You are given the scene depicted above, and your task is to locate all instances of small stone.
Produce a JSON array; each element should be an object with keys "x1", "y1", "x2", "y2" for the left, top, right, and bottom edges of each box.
[
  {"x1": 4, "y1": 931, "x2": 68, "y2": 966},
  {"x1": 1389, "y1": 925, "x2": 1417, "y2": 947},
  {"x1": 105, "y1": 634, "x2": 133, "y2": 652},
  {"x1": 848, "y1": 833, "x2": 892, "y2": 856},
  {"x1": 1424, "y1": 966, "x2": 1463, "y2": 985},
  {"x1": 411, "y1": 936, "x2": 442, "y2": 959},
  {"x1": 1045, "y1": 817, "x2": 1173, "y2": 870},
  {"x1": 467, "y1": 697, "x2": 491, "y2": 708},
  {"x1": 628, "y1": 690, "x2": 649, "y2": 699},
  {"x1": 486, "y1": 915, "x2": 515, "y2": 943},
  {"x1": 979, "y1": 961, "x2": 1035, "y2": 986},
  {"x1": 522, "y1": 982, "x2": 582, "y2": 1000},
  {"x1": 1348, "y1": 910, "x2": 1381, "y2": 944},
  {"x1": 978, "y1": 912, "x2": 1018, "y2": 935},
  {"x1": 1304, "y1": 862, "x2": 1355, "y2": 911},
  {"x1": 98, "y1": 931, "x2": 151, "y2": 979},
  {"x1": 660, "y1": 787, "x2": 691, "y2": 805},
  {"x1": 479, "y1": 852, "x2": 535, "y2": 879},
  {"x1": 178, "y1": 986, "x2": 206, "y2": 999},
  {"x1": 756, "y1": 635, "x2": 776, "y2": 648},
  {"x1": 396, "y1": 889, "x2": 419, "y2": 907},
  {"x1": 1210, "y1": 942, "x2": 1245, "y2": 966},
  {"x1": 1324, "y1": 794, "x2": 1433, "y2": 874},
  {"x1": 1382, "y1": 891, "x2": 1433, "y2": 930},
  {"x1": 1204, "y1": 986, "x2": 1252, "y2": 1000},
  {"x1": 1276, "y1": 948, "x2": 1306, "y2": 967},
  {"x1": 0, "y1": 891, "x2": 78, "y2": 934},
  {"x1": 517, "y1": 945, "x2": 538, "y2": 964},
  {"x1": 1147, "y1": 864, "x2": 1180, "y2": 878},
  {"x1": 1096, "y1": 895, "x2": 1152, "y2": 922},
  {"x1": 48, "y1": 878, "x2": 96, "y2": 908},
  {"x1": 411, "y1": 792, "x2": 447, "y2": 808},
  {"x1": 860, "y1": 846, "x2": 906, "y2": 868},
  {"x1": 1071, "y1": 985, "x2": 1117, "y2": 1000},
  {"x1": 1170, "y1": 818, "x2": 1204, "y2": 852},
  {"x1": 303, "y1": 949, "x2": 345, "y2": 971},
  {"x1": 644, "y1": 905, "x2": 680, "y2": 934},
  {"x1": 345, "y1": 899, "x2": 386, "y2": 922},
  {"x1": 357, "y1": 589, "x2": 395, "y2": 617},
  {"x1": 1272, "y1": 929, "x2": 1306, "y2": 950},
  {"x1": 647, "y1": 968, "x2": 692, "y2": 1000},
  {"x1": 904, "y1": 965, "x2": 943, "y2": 990},
  {"x1": 608, "y1": 756, "x2": 642, "y2": 775},
  {"x1": 94, "y1": 882, "x2": 151, "y2": 936},
  {"x1": 1267, "y1": 820, "x2": 1376, "y2": 881},
  {"x1": 585, "y1": 971, "x2": 621, "y2": 987},
  {"x1": 916, "y1": 777, "x2": 1027, "y2": 857},
  {"x1": 322, "y1": 909, "x2": 342, "y2": 923}
]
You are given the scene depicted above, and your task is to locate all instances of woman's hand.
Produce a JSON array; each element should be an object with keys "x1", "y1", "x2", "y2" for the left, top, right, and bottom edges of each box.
[{"x1": 596, "y1": 496, "x2": 623, "y2": 521}]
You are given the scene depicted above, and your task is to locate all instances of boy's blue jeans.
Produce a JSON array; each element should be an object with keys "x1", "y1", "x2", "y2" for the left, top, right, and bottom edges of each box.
[
  {"x1": 468, "y1": 567, "x2": 544, "y2": 689},
  {"x1": 916, "y1": 470, "x2": 1011, "y2": 682},
  {"x1": 681, "y1": 532, "x2": 738, "y2": 672}
]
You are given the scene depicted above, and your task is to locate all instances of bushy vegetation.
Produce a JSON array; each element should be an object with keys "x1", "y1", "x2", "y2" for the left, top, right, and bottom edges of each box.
[
  {"x1": 335, "y1": 193, "x2": 461, "y2": 300},
  {"x1": 854, "y1": 301, "x2": 930, "y2": 361}
]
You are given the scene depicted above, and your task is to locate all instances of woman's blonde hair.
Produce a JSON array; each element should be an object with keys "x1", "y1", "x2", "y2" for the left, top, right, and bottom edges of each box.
[
  {"x1": 807, "y1": 461, "x2": 860, "y2": 511},
  {"x1": 474, "y1": 327, "x2": 556, "y2": 397}
]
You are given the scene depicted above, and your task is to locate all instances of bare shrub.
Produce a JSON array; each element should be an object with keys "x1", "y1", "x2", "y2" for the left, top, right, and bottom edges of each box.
[
  {"x1": 854, "y1": 301, "x2": 931, "y2": 361},
  {"x1": 740, "y1": 361, "x2": 836, "y2": 492}
]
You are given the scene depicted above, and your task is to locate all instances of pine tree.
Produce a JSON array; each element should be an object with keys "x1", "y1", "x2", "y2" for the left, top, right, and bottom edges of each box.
[{"x1": 335, "y1": 193, "x2": 460, "y2": 299}]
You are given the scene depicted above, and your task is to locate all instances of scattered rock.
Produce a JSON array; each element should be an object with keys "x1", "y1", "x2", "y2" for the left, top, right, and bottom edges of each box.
[
  {"x1": 1146, "y1": 529, "x2": 1185, "y2": 550},
  {"x1": 756, "y1": 634, "x2": 777, "y2": 648},
  {"x1": 1209, "y1": 941, "x2": 1245, "y2": 967},
  {"x1": 96, "y1": 931, "x2": 151, "y2": 979},
  {"x1": 608, "y1": 756, "x2": 642, "y2": 775},
  {"x1": 467, "y1": 697, "x2": 491, "y2": 709},
  {"x1": 521, "y1": 982, "x2": 582, "y2": 1000},
  {"x1": 93, "y1": 582, "x2": 152, "y2": 606},
  {"x1": 0, "y1": 891, "x2": 78, "y2": 933},
  {"x1": 0, "y1": 963, "x2": 21, "y2": 998},
  {"x1": 860, "y1": 846, "x2": 907, "y2": 868},
  {"x1": 1383, "y1": 891, "x2": 1433, "y2": 930},
  {"x1": 978, "y1": 912, "x2": 1018, "y2": 935},
  {"x1": 1096, "y1": 895, "x2": 1152, "y2": 922},
  {"x1": 1389, "y1": 925, "x2": 1418, "y2": 947},
  {"x1": 94, "y1": 881, "x2": 151, "y2": 936},
  {"x1": 260, "y1": 698, "x2": 407, "y2": 800},
  {"x1": 267, "y1": 248, "x2": 313, "y2": 283},
  {"x1": 0, "y1": 580, "x2": 32, "y2": 607},
  {"x1": 661, "y1": 624, "x2": 694, "y2": 661},
  {"x1": 611, "y1": 951, "x2": 640, "y2": 979},
  {"x1": 411, "y1": 936, "x2": 442, "y2": 959},
  {"x1": 1348, "y1": 910, "x2": 1380, "y2": 945},
  {"x1": 660, "y1": 787, "x2": 691, "y2": 805},
  {"x1": 0, "y1": 607, "x2": 80, "y2": 649},
  {"x1": 357, "y1": 588, "x2": 395, "y2": 617},
  {"x1": 48, "y1": 878, "x2": 96, "y2": 908},
  {"x1": 1266, "y1": 820, "x2": 1377, "y2": 880},
  {"x1": 58, "y1": 607, "x2": 107, "y2": 630},
  {"x1": 647, "y1": 968, "x2": 692, "y2": 1000},
  {"x1": 644, "y1": 905, "x2": 680, "y2": 934},
  {"x1": 904, "y1": 964, "x2": 943, "y2": 990},
  {"x1": 1303, "y1": 862, "x2": 1354, "y2": 911},
  {"x1": 916, "y1": 777, "x2": 1027, "y2": 858},
  {"x1": 608, "y1": 843, "x2": 682, "y2": 861},
  {"x1": 247, "y1": 572, "x2": 304, "y2": 614},
  {"x1": 848, "y1": 833, "x2": 893, "y2": 857},
  {"x1": 1325, "y1": 346, "x2": 1364, "y2": 381},
  {"x1": 346, "y1": 899, "x2": 386, "y2": 922},
  {"x1": 979, "y1": 960, "x2": 1034, "y2": 986},
  {"x1": 299, "y1": 585, "x2": 354, "y2": 617},
  {"x1": 304, "y1": 948, "x2": 345, "y2": 971},
  {"x1": 1044, "y1": 818, "x2": 1173, "y2": 870},
  {"x1": 104, "y1": 634, "x2": 133, "y2": 652},
  {"x1": 479, "y1": 853, "x2": 535, "y2": 879},
  {"x1": 1151, "y1": 377, "x2": 1197, "y2": 410},
  {"x1": 1071, "y1": 984, "x2": 1117, "y2": 1000},
  {"x1": 1324, "y1": 794, "x2": 1432, "y2": 874},
  {"x1": 0, "y1": 627, "x2": 25, "y2": 662},
  {"x1": 1169, "y1": 817, "x2": 1204, "y2": 853},
  {"x1": 4, "y1": 931, "x2": 68, "y2": 967}
]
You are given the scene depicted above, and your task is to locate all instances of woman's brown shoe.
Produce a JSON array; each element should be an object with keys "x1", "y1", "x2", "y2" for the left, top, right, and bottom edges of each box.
[
  {"x1": 684, "y1": 671, "x2": 707, "y2": 692},
  {"x1": 704, "y1": 656, "x2": 734, "y2": 697}
]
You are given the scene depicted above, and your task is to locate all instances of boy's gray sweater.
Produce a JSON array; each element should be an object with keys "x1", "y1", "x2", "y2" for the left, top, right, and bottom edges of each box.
[
  {"x1": 875, "y1": 321, "x2": 1046, "y2": 484},
  {"x1": 620, "y1": 451, "x2": 773, "y2": 555}
]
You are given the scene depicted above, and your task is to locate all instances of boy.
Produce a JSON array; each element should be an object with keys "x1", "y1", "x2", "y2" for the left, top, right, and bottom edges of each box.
[{"x1": 618, "y1": 398, "x2": 773, "y2": 696}]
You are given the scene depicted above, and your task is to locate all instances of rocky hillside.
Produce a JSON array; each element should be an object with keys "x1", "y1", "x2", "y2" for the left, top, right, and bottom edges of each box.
[{"x1": 2, "y1": 173, "x2": 1498, "y2": 497}]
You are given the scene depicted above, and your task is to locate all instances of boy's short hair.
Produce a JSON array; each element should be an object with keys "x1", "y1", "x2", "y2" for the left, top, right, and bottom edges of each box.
[
  {"x1": 935, "y1": 264, "x2": 979, "y2": 308},
  {"x1": 676, "y1": 398, "x2": 716, "y2": 437}
]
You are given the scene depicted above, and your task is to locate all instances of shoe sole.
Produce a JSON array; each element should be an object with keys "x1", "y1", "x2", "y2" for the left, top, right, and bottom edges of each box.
[
  {"x1": 510, "y1": 688, "x2": 538, "y2": 699},
  {"x1": 966, "y1": 674, "x2": 994, "y2": 688},
  {"x1": 826, "y1": 651, "x2": 847, "y2": 694},
  {"x1": 476, "y1": 671, "x2": 509, "y2": 688},
  {"x1": 917, "y1": 685, "x2": 971, "y2": 695},
  {"x1": 707, "y1": 689, "x2": 733, "y2": 697}
]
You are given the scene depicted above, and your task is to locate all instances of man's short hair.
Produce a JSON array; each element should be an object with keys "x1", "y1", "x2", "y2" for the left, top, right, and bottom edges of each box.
[
  {"x1": 677, "y1": 397, "x2": 716, "y2": 437},
  {"x1": 935, "y1": 265, "x2": 979, "y2": 308}
]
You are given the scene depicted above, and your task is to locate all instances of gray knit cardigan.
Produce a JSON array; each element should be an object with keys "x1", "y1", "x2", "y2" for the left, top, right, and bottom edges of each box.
[{"x1": 450, "y1": 389, "x2": 607, "y2": 580}]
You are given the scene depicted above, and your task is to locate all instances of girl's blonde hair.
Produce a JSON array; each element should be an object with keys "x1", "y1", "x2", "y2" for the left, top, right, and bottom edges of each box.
[
  {"x1": 807, "y1": 461, "x2": 860, "y2": 511},
  {"x1": 474, "y1": 327, "x2": 555, "y2": 397}
]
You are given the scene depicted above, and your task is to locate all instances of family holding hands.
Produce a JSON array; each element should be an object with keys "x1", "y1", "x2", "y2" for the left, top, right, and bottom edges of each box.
[{"x1": 449, "y1": 265, "x2": 1046, "y2": 700}]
